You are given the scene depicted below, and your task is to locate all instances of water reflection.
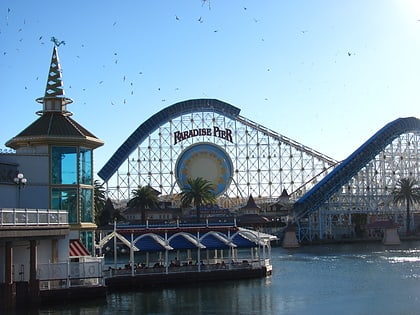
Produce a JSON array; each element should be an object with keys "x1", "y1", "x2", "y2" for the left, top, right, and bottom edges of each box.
[
  {"x1": 7, "y1": 241, "x2": 420, "y2": 315},
  {"x1": 104, "y1": 279, "x2": 274, "y2": 315}
]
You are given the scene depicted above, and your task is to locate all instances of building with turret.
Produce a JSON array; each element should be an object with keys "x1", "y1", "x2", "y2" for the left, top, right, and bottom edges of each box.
[{"x1": 0, "y1": 45, "x2": 104, "y2": 308}]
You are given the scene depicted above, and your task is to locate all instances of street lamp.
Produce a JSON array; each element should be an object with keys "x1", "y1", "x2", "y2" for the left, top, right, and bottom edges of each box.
[{"x1": 14, "y1": 172, "x2": 27, "y2": 208}]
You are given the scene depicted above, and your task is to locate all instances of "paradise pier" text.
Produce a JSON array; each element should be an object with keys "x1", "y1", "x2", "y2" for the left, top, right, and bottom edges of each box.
[{"x1": 174, "y1": 127, "x2": 233, "y2": 144}]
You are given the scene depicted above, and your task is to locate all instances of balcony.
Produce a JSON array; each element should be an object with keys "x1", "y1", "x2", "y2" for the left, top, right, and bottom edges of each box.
[{"x1": 0, "y1": 208, "x2": 69, "y2": 238}]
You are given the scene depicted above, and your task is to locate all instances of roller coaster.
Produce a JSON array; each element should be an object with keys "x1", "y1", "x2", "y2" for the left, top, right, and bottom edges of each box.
[
  {"x1": 99, "y1": 99, "x2": 420, "y2": 240},
  {"x1": 99, "y1": 99, "x2": 337, "y2": 206},
  {"x1": 294, "y1": 116, "x2": 420, "y2": 241}
]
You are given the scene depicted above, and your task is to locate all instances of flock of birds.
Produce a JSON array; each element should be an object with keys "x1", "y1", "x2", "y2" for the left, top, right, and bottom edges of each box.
[
  {"x1": 1, "y1": 2, "x2": 271, "y2": 108},
  {"x1": 1, "y1": 1, "x2": 220, "y2": 107},
  {"x1": 2, "y1": 1, "x2": 362, "y2": 109}
]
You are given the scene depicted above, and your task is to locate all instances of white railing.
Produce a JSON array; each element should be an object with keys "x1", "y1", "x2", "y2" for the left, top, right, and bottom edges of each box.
[
  {"x1": 37, "y1": 258, "x2": 104, "y2": 290},
  {"x1": 0, "y1": 208, "x2": 68, "y2": 226},
  {"x1": 104, "y1": 258, "x2": 269, "y2": 278}
]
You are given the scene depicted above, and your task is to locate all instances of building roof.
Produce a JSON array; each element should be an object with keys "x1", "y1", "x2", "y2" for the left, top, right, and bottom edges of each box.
[
  {"x1": 70, "y1": 239, "x2": 91, "y2": 257},
  {"x1": 236, "y1": 213, "x2": 270, "y2": 225},
  {"x1": 240, "y1": 195, "x2": 260, "y2": 210},
  {"x1": 97, "y1": 223, "x2": 277, "y2": 252},
  {"x1": 13, "y1": 113, "x2": 99, "y2": 138},
  {"x1": 280, "y1": 188, "x2": 289, "y2": 198},
  {"x1": 6, "y1": 114, "x2": 104, "y2": 149}
]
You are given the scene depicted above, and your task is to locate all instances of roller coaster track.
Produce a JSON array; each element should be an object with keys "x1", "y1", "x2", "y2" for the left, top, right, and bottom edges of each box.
[
  {"x1": 98, "y1": 99, "x2": 241, "y2": 182},
  {"x1": 234, "y1": 115, "x2": 336, "y2": 165},
  {"x1": 98, "y1": 98, "x2": 337, "y2": 182},
  {"x1": 293, "y1": 117, "x2": 420, "y2": 221}
]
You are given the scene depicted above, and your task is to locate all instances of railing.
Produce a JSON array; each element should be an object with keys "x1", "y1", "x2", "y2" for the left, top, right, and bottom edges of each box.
[
  {"x1": 37, "y1": 258, "x2": 104, "y2": 290},
  {"x1": 104, "y1": 258, "x2": 269, "y2": 278},
  {"x1": 36, "y1": 257, "x2": 271, "y2": 290},
  {"x1": 0, "y1": 208, "x2": 68, "y2": 226}
]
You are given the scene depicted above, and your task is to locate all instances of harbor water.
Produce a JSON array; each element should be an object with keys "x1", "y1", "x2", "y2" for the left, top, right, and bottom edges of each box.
[{"x1": 11, "y1": 241, "x2": 420, "y2": 315}]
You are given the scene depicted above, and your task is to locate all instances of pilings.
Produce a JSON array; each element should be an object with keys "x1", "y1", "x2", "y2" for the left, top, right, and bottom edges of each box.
[{"x1": 382, "y1": 228, "x2": 401, "y2": 245}]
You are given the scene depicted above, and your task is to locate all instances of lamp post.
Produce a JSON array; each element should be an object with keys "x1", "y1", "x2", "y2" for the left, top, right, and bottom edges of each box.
[{"x1": 14, "y1": 172, "x2": 27, "y2": 208}]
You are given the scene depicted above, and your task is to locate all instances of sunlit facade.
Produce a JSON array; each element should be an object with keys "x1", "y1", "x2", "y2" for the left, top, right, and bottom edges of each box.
[{"x1": 3, "y1": 46, "x2": 104, "y2": 252}]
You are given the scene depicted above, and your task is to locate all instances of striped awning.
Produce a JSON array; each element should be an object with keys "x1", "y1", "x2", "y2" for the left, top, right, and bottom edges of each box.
[{"x1": 69, "y1": 239, "x2": 90, "y2": 257}]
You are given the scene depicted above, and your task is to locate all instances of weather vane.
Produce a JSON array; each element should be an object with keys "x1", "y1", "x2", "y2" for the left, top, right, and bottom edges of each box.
[{"x1": 50, "y1": 36, "x2": 65, "y2": 47}]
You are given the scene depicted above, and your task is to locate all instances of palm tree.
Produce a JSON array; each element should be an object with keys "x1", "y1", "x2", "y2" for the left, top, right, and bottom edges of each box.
[
  {"x1": 94, "y1": 180, "x2": 106, "y2": 225},
  {"x1": 127, "y1": 186, "x2": 158, "y2": 224},
  {"x1": 179, "y1": 177, "x2": 216, "y2": 223},
  {"x1": 392, "y1": 177, "x2": 420, "y2": 235},
  {"x1": 96, "y1": 198, "x2": 122, "y2": 227}
]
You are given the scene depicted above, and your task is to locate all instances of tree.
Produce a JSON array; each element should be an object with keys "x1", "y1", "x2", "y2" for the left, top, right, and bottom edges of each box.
[
  {"x1": 94, "y1": 180, "x2": 106, "y2": 225},
  {"x1": 179, "y1": 177, "x2": 216, "y2": 223},
  {"x1": 127, "y1": 186, "x2": 159, "y2": 224},
  {"x1": 97, "y1": 198, "x2": 123, "y2": 227},
  {"x1": 392, "y1": 177, "x2": 420, "y2": 235}
]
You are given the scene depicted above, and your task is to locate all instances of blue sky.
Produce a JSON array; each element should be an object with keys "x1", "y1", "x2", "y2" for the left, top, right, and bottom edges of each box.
[{"x1": 1, "y1": 1, "x2": 419, "y2": 179}]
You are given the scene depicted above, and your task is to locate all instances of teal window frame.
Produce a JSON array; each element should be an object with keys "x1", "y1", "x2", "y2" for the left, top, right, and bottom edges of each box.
[
  {"x1": 80, "y1": 148, "x2": 92, "y2": 185},
  {"x1": 51, "y1": 146, "x2": 77, "y2": 184},
  {"x1": 80, "y1": 188, "x2": 93, "y2": 222},
  {"x1": 51, "y1": 187, "x2": 78, "y2": 224}
]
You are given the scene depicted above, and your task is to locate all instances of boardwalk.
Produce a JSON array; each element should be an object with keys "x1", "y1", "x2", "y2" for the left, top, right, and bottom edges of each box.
[{"x1": 105, "y1": 258, "x2": 272, "y2": 290}]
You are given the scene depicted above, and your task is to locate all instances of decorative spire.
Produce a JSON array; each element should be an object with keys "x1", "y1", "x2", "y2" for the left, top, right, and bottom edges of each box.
[
  {"x1": 45, "y1": 45, "x2": 65, "y2": 98},
  {"x1": 36, "y1": 44, "x2": 73, "y2": 116}
]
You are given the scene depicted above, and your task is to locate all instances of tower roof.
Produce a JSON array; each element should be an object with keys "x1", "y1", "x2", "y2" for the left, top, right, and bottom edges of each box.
[
  {"x1": 280, "y1": 189, "x2": 289, "y2": 198},
  {"x1": 240, "y1": 195, "x2": 261, "y2": 210},
  {"x1": 6, "y1": 45, "x2": 103, "y2": 150},
  {"x1": 35, "y1": 45, "x2": 73, "y2": 115}
]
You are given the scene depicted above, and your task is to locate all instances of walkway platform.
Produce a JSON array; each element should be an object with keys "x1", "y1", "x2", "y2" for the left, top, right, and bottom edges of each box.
[{"x1": 105, "y1": 260, "x2": 271, "y2": 291}]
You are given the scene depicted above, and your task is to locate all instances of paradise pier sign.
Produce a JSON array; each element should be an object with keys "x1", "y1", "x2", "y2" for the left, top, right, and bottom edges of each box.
[
  {"x1": 173, "y1": 126, "x2": 233, "y2": 145},
  {"x1": 173, "y1": 126, "x2": 234, "y2": 195}
]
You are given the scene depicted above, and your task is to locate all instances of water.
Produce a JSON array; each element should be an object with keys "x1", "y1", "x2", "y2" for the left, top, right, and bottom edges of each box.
[{"x1": 10, "y1": 241, "x2": 420, "y2": 315}]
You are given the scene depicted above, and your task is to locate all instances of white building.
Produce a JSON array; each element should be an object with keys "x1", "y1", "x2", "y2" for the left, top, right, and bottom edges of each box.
[{"x1": 0, "y1": 45, "x2": 104, "y2": 308}]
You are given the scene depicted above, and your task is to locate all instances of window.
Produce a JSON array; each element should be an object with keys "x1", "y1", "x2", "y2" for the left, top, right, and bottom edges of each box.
[
  {"x1": 51, "y1": 188, "x2": 78, "y2": 223},
  {"x1": 80, "y1": 148, "x2": 92, "y2": 184},
  {"x1": 80, "y1": 231, "x2": 93, "y2": 255},
  {"x1": 80, "y1": 188, "x2": 93, "y2": 222},
  {"x1": 51, "y1": 146, "x2": 94, "y2": 225},
  {"x1": 51, "y1": 147, "x2": 77, "y2": 184}
]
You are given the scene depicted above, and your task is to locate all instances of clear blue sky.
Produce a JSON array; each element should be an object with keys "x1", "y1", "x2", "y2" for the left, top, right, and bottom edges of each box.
[{"x1": 1, "y1": 1, "x2": 419, "y2": 179}]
